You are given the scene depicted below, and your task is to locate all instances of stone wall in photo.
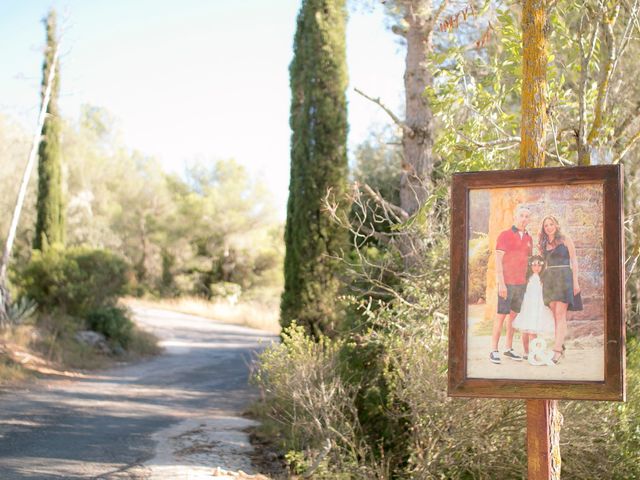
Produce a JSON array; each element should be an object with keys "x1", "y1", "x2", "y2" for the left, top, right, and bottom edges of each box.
[{"x1": 475, "y1": 184, "x2": 604, "y2": 338}]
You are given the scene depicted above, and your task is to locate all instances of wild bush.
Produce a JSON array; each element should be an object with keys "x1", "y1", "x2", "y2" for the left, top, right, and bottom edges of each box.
[
  {"x1": 256, "y1": 301, "x2": 640, "y2": 479},
  {"x1": 252, "y1": 323, "x2": 390, "y2": 478},
  {"x1": 86, "y1": 306, "x2": 134, "y2": 348},
  {"x1": 559, "y1": 338, "x2": 640, "y2": 480},
  {"x1": 373, "y1": 305, "x2": 528, "y2": 479},
  {"x1": 13, "y1": 246, "x2": 130, "y2": 319}
]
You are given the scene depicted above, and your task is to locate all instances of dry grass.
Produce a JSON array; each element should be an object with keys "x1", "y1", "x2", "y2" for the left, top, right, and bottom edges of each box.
[
  {"x1": 125, "y1": 327, "x2": 163, "y2": 357},
  {"x1": 46, "y1": 326, "x2": 161, "y2": 368},
  {"x1": 0, "y1": 317, "x2": 161, "y2": 381},
  {"x1": 0, "y1": 356, "x2": 32, "y2": 384},
  {"x1": 121, "y1": 295, "x2": 281, "y2": 334},
  {"x1": 0, "y1": 325, "x2": 44, "y2": 383}
]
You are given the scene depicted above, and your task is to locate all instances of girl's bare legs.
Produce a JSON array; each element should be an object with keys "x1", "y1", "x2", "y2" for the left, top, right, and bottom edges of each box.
[
  {"x1": 552, "y1": 301, "x2": 568, "y2": 361},
  {"x1": 522, "y1": 332, "x2": 537, "y2": 355}
]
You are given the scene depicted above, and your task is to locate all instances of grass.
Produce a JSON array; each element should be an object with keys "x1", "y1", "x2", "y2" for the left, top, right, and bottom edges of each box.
[
  {"x1": 121, "y1": 327, "x2": 163, "y2": 358},
  {"x1": 0, "y1": 310, "x2": 163, "y2": 383},
  {"x1": 121, "y1": 295, "x2": 282, "y2": 334},
  {"x1": 0, "y1": 291, "x2": 278, "y2": 383},
  {"x1": 44, "y1": 326, "x2": 162, "y2": 369},
  {"x1": 0, "y1": 356, "x2": 33, "y2": 385},
  {"x1": 245, "y1": 401, "x2": 288, "y2": 479},
  {"x1": 0, "y1": 325, "x2": 38, "y2": 384}
]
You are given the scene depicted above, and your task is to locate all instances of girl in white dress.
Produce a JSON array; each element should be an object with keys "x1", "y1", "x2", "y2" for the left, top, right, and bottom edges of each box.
[{"x1": 513, "y1": 255, "x2": 555, "y2": 359}]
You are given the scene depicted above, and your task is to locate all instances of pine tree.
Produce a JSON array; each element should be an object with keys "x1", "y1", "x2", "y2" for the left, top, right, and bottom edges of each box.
[
  {"x1": 34, "y1": 9, "x2": 65, "y2": 251},
  {"x1": 281, "y1": 0, "x2": 348, "y2": 336}
]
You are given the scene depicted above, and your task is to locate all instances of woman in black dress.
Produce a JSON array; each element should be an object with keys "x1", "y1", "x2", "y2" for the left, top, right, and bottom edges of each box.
[{"x1": 539, "y1": 215, "x2": 583, "y2": 364}]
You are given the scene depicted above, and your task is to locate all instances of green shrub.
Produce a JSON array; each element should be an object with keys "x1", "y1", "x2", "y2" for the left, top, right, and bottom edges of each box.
[
  {"x1": 86, "y1": 306, "x2": 134, "y2": 348},
  {"x1": 252, "y1": 323, "x2": 389, "y2": 478},
  {"x1": 254, "y1": 298, "x2": 640, "y2": 479},
  {"x1": 559, "y1": 338, "x2": 640, "y2": 479},
  {"x1": 209, "y1": 282, "x2": 242, "y2": 302},
  {"x1": 14, "y1": 246, "x2": 131, "y2": 318}
]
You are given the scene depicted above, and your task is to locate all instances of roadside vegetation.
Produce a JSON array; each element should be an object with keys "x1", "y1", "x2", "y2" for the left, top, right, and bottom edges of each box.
[
  {"x1": 0, "y1": 14, "x2": 283, "y2": 383},
  {"x1": 122, "y1": 294, "x2": 280, "y2": 334},
  {"x1": 250, "y1": 1, "x2": 640, "y2": 478},
  {"x1": 0, "y1": 106, "x2": 282, "y2": 382}
]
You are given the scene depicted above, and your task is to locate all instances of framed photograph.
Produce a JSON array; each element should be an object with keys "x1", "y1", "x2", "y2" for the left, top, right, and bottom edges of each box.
[{"x1": 448, "y1": 165, "x2": 625, "y2": 400}]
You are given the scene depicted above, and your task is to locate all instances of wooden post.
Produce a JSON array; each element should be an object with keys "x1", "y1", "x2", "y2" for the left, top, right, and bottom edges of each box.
[
  {"x1": 527, "y1": 400, "x2": 562, "y2": 479},
  {"x1": 526, "y1": 399, "x2": 550, "y2": 477},
  {"x1": 520, "y1": 0, "x2": 562, "y2": 478},
  {"x1": 520, "y1": 0, "x2": 547, "y2": 169}
]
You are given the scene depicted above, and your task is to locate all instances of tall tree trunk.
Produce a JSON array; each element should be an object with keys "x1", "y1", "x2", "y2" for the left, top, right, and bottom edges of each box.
[
  {"x1": 400, "y1": 0, "x2": 435, "y2": 215},
  {"x1": 0, "y1": 18, "x2": 60, "y2": 325},
  {"x1": 136, "y1": 215, "x2": 148, "y2": 283},
  {"x1": 521, "y1": 1, "x2": 562, "y2": 479}
]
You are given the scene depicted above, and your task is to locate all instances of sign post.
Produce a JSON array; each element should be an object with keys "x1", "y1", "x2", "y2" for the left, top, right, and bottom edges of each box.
[
  {"x1": 520, "y1": 0, "x2": 558, "y2": 478},
  {"x1": 448, "y1": 3, "x2": 625, "y2": 480},
  {"x1": 527, "y1": 399, "x2": 561, "y2": 479}
]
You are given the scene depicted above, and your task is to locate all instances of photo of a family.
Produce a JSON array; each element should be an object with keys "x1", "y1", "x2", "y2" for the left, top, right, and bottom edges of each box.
[{"x1": 466, "y1": 184, "x2": 605, "y2": 381}]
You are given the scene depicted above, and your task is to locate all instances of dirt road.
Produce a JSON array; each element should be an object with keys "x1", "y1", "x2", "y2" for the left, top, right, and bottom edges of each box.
[{"x1": 0, "y1": 307, "x2": 278, "y2": 479}]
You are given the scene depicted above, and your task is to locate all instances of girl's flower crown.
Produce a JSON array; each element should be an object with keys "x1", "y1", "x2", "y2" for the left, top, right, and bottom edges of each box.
[{"x1": 529, "y1": 255, "x2": 545, "y2": 266}]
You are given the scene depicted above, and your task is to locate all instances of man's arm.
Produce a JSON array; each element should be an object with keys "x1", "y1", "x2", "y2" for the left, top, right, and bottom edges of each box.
[{"x1": 496, "y1": 250, "x2": 507, "y2": 299}]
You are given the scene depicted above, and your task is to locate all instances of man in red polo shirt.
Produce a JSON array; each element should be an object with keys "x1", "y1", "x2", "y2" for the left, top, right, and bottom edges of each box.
[{"x1": 489, "y1": 206, "x2": 532, "y2": 364}]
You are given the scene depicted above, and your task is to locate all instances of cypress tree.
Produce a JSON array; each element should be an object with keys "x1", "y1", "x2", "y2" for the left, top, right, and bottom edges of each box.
[
  {"x1": 280, "y1": 0, "x2": 349, "y2": 336},
  {"x1": 34, "y1": 9, "x2": 65, "y2": 251}
]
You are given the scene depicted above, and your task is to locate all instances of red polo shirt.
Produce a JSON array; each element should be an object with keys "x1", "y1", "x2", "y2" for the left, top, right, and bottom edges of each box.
[{"x1": 496, "y1": 226, "x2": 532, "y2": 285}]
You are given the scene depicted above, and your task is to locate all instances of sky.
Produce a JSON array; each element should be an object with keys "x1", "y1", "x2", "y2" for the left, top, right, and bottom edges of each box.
[{"x1": 0, "y1": 1, "x2": 405, "y2": 219}]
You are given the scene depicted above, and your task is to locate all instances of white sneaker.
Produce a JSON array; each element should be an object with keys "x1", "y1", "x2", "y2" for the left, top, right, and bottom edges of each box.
[{"x1": 489, "y1": 351, "x2": 501, "y2": 364}]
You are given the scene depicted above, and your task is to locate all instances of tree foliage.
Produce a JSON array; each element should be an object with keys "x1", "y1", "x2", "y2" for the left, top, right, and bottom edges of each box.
[
  {"x1": 14, "y1": 246, "x2": 130, "y2": 319},
  {"x1": 0, "y1": 104, "x2": 283, "y2": 302},
  {"x1": 281, "y1": 0, "x2": 349, "y2": 336},
  {"x1": 34, "y1": 9, "x2": 65, "y2": 251}
]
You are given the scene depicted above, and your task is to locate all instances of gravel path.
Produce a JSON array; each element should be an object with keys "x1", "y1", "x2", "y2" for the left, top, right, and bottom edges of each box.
[{"x1": 0, "y1": 307, "x2": 278, "y2": 479}]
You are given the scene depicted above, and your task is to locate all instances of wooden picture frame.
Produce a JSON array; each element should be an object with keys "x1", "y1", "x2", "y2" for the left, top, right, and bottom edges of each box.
[{"x1": 448, "y1": 165, "x2": 625, "y2": 401}]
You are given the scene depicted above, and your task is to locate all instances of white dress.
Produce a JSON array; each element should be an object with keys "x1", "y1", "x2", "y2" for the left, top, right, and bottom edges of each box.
[{"x1": 513, "y1": 273, "x2": 555, "y2": 334}]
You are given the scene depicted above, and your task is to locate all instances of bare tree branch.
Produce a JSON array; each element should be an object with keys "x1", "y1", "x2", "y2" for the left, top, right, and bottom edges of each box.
[
  {"x1": 461, "y1": 101, "x2": 513, "y2": 138},
  {"x1": 577, "y1": 9, "x2": 599, "y2": 164},
  {"x1": 612, "y1": 0, "x2": 638, "y2": 67},
  {"x1": 353, "y1": 87, "x2": 414, "y2": 137},
  {"x1": 433, "y1": 0, "x2": 451, "y2": 27},
  {"x1": 587, "y1": 4, "x2": 620, "y2": 144},
  {"x1": 613, "y1": 100, "x2": 640, "y2": 142},
  {"x1": 615, "y1": 128, "x2": 640, "y2": 163},
  {"x1": 360, "y1": 182, "x2": 410, "y2": 221},
  {"x1": 322, "y1": 177, "x2": 449, "y2": 307},
  {"x1": 458, "y1": 133, "x2": 521, "y2": 149}
]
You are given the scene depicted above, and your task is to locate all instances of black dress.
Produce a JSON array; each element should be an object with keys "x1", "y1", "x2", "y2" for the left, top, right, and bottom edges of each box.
[{"x1": 542, "y1": 243, "x2": 583, "y2": 311}]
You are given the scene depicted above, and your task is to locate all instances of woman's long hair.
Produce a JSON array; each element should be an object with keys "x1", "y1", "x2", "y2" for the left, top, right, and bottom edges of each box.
[{"x1": 538, "y1": 215, "x2": 565, "y2": 253}]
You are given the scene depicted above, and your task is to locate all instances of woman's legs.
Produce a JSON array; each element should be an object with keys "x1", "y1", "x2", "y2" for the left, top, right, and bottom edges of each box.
[{"x1": 552, "y1": 301, "x2": 568, "y2": 360}]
